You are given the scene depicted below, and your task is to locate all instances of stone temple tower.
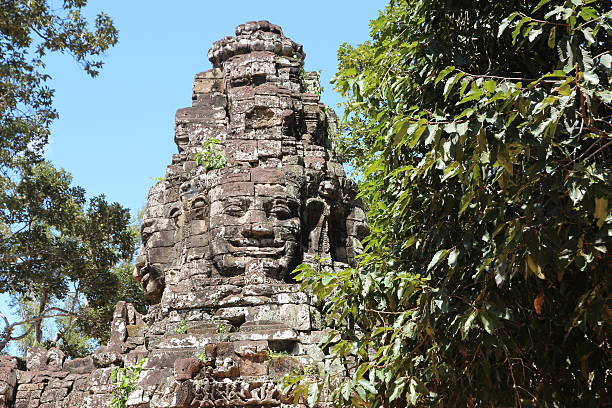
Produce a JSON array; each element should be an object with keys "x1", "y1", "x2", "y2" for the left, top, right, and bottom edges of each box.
[{"x1": 0, "y1": 21, "x2": 367, "y2": 408}]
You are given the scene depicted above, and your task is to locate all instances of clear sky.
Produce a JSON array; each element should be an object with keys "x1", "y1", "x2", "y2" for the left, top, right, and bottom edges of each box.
[
  {"x1": 1, "y1": 1, "x2": 386, "y2": 353},
  {"x1": 44, "y1": 0, "x2": 385, "y2": 216}
]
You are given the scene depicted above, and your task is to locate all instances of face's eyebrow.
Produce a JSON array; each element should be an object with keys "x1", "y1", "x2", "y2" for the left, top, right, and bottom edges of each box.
[{"x1": 223, "y1": 197, "x2": 249, "y2": 208}]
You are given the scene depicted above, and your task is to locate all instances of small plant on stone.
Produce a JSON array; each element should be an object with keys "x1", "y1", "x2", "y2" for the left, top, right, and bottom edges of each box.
[
  {"x1": 197, "y1": 351, "x2": 207, "y2": 362},
  {"x1": 110, "y1": 358, "x2": 146, "y2": 408},
  {"x1": 302, "y1": 364, "x2": 319, "y2": 376},
  {"x1": 194, "y1": 137, "x2": 227, "y2": 171},
  {"x1": 215, "y1": 322, "x2": 229, "y2": 334},
  {"x1": 174, "y1": 319, "x2": 188, "y2": 334},
  {"x1": 264, "y1": 349, "x2": 290, "y2": 360},
  {"x1": 300, "y1": 69, "x2": 323, "y2": 96}
]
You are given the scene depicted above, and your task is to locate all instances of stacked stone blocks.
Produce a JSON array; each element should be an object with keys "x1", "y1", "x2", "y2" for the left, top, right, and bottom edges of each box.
[{"x1": 0, "y1": 21, "x2": 367, "y2": 408}]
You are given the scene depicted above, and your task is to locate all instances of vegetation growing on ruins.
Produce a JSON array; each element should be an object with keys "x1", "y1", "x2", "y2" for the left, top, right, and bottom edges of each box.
[
  {"x1": 288, "y1": 0, "x2": 611, "y2": 406},
  {"x1": 110, "y1": 358, "x2": 146, "y2": 408},
  {"x1": 174, "y1": 319, "x2": 188, "y2": 334},
  {"x1": 0, "y1": 0, "x2": 142, "y2": 356},
  {"x1": 194, "y1": 137, "x2": 228, "y2": 171}
]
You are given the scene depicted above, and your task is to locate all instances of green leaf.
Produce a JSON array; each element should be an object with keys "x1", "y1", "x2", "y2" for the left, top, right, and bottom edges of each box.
[
  {"x1": 498, "y1": 12, "x2": 518, "y2": 37},
  {"x1": 462, "y1": 310, "x2": 478, "y2": 338},
  {"x1": 458, "y1": 77, "x2": 472, "y2": 97},
  {"x1": 583, "y1": 71, "x2": 599, "y2": 85},
  {"x1": 427, "y1": 249, "x2": 451, "y2": 272},
  {"x1": 408, "y1": 121, "x2": 428, "y2": 148},
  {"x1": 448, "y1": 249, "x2": 460, "y2": 268},
  {"x1": 459, "y1": 191, "x2": 475, "y2": 215},
  {"x1": 533, "y1": 0, "x2": 553, "y2": 12},
  {"x1": 579, "y1": 6, "x2": 599, "y2": 21},
  {"x1": 341, "y1": 382, "x2": 352, "y2": 401},
  {"x1": 581, "y1": 27, "x2": 596, "y2": 44},
  {"x1": 528, "y1": 26, "x2": 543, "y2": 42},
  {"x1": 441, "y1": 162, "x2": 460, "y2": 181},
  {"x1": 321, "y1": 274, "x2": 335, "y2": 285},
  {"x1": 483, "y1": 80, "x2": 497, "y2": 93},
  {"x1": 456, "y1": 121, "x2": 469, "y2": 136},
  {"x1": 444, "y1": 72, "x2": 466, "y2": 100},
  {"x1": 479, "y1": 311, "x2": 498, "y2": 334},
  {"x1": 307, "y1": 382, "x2": 319, "y2": 407},
  {"x1": 459, "y1": 87, "x2": 483, "y2": 104},
  {"x1": 389, "y1": 380, "x2": 405, "y2": 402},
  {"x1": 548, "y1": 26, "x2": 556, "y2": 48},
  {"x1": 512, "y1": 17, "x2": 529, "y2": 44},
  {"x1": 596, "y1": 90, "x2": 612, "y2": 104},
  {"x1": 443, "y1": 121, "x2": 457, "y2": 134},
  {"x1": 435, "y1": 66, "x2": 455, "y2": 85},
  {"x1": 545, "y1": 5, "x2": 566, "y2": 19},
  {"x1": 358, "y1": 379, "x2": 378, "y2": 395}
]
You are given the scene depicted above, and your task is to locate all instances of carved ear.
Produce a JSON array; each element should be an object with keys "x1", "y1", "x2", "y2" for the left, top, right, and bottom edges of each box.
[
  {"x1": 169, "y1": 206, "x2": 181, "y2": 223},
  {"x1": 328, "y1": 204, "x2": 349, "y2": 264},
  {"x1": 192, "y1": 197, "x2": 207, "y2": 209},
  {"x1": 304, "y1": 198, "x2": 324, "y2": 232},
  {"x1": 303, "y1": 198, "x2": 326, "y2": 254}
]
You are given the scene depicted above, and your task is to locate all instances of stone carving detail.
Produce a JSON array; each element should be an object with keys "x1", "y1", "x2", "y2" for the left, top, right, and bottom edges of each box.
[{"x1": 0, "y1": 21, "x2": 365, "y2": 408}]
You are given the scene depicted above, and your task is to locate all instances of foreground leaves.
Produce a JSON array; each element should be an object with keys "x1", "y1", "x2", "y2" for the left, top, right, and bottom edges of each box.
[{"x1": 288, "y1": 0, "x2": 611, "y2": 407}]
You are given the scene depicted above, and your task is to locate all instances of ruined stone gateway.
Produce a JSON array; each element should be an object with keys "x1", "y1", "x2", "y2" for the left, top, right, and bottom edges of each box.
[{"x1": 0, "y1": 21, "x2": 367, "y2": 408}]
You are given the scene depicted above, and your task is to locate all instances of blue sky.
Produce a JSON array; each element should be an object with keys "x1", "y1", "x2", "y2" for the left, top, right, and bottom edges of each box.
[
  {"x1": 1, "y1": 1, "x2": 386, "y2": 353},
  {"x1": 44, "y1": 0, "x2": 385, "y2": 215}
]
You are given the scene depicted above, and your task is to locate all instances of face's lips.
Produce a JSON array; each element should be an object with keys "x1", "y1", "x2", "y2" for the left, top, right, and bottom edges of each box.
[
  {"x1": 228, "y1": 238, "x2": 284, "y2": 248},
  {"x1": 225, "y1": 238, "x2": 287, "y2": 257}
]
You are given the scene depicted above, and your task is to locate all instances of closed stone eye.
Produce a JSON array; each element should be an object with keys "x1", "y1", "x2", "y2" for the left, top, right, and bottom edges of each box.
[
  {"x1": 225, "y1": 205, "x2": 243, "y2": 216},
  {"x1": 224, "y1": 199, "x2": 247, "y2": 216},
  {"x1": 270, "y1": 203, "x2": 291, "y2": 219}
]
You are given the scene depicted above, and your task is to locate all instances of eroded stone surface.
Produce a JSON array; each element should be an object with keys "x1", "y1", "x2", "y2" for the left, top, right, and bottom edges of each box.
[{"x1": 1, "y1": 20, "x2": 364, "y2": 408}]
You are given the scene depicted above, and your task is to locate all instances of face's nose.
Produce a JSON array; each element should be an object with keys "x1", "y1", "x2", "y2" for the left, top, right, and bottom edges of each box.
[
  {"x1": 242, "y1": 222, "x2": 274, "y2": 239},
  {"x1": 240, "y1": 204, "x2": 274, "y2": 239},
  {"x1": 241, "y1": 209, "x2": 274, "y2": 239}
]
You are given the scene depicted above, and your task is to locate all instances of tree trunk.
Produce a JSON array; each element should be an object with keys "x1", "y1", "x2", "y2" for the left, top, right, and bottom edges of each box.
[{"x1": 34, "y1": 291, "x2": 48, "y2": 344}]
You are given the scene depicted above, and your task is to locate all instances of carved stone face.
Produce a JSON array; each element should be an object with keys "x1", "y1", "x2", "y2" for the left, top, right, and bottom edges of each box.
[
  {"x1": 207, "y1": 177, "x2": 301, "y2": 280},
  {"x1": 133, "y1": 19, "x2": 366, "y2": 308},
  {"x1": 133, "y1": 183, "x2": 180, "y2": 304}
]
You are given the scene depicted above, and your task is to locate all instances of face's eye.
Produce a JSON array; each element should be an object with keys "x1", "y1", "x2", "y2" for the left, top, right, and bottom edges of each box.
[
  {"x1": 270, "y1": 202, "x2": 291, "y2": 220},
  {"x1": 224, "y1": 201, "x2": 246, "y2": 216}
]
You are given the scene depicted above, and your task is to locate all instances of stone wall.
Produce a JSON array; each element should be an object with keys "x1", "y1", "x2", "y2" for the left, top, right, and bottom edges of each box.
[{"x1": 0, "y1": 21, "x2": 366, "y2": 408}]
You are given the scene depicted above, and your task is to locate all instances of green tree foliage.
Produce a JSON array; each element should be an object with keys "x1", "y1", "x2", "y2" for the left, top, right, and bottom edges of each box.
[
  {"x1": 0, "y1": 1, "x2": 142, "y2": 355},
  {"x1": 11, "y1": 261, "x2": 147, "y2": 358},
  {"x1": 288, "y1": 0, "x2": 611, "y2": 406},
  {"x1": 0, "y1": 163, "x2": 138, "y2": 354},
  {"x1": 0, "y1": 0, "x2": 118, "y2": 167}
]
